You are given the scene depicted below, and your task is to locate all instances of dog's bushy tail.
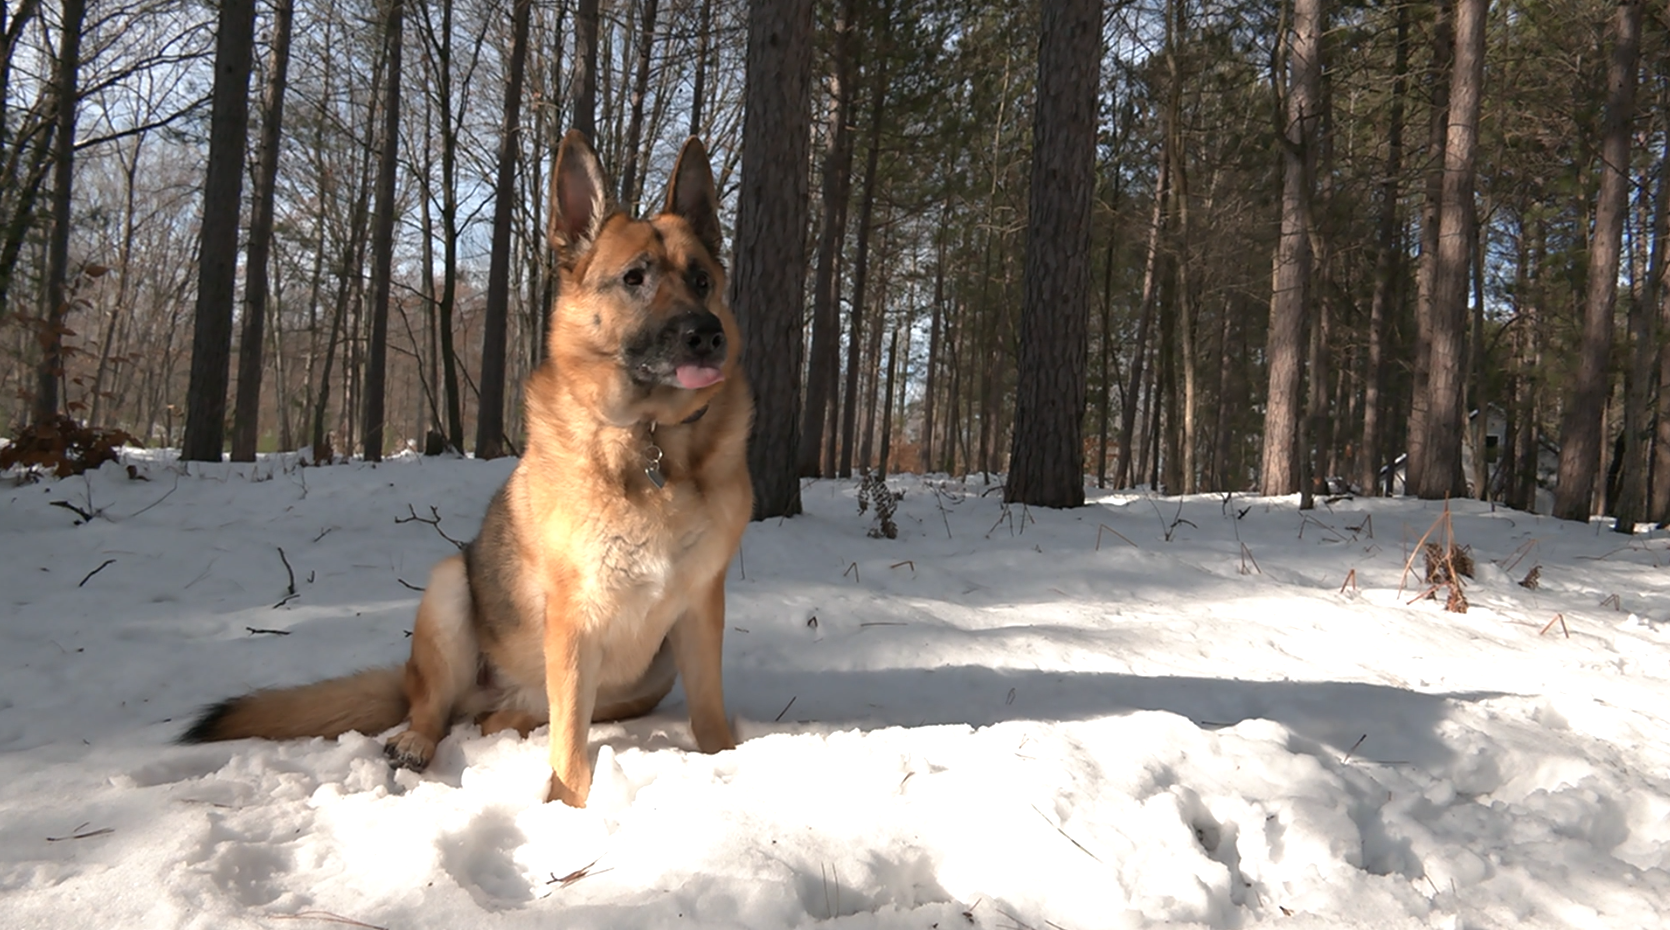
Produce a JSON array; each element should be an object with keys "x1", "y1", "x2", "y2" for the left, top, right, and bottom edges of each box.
[{"x1": 180, "y1": 666, "x2": 408, "y2": 743}]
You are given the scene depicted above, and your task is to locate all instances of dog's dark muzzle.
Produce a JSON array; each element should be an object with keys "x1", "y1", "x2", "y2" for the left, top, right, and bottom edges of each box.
[{"x1": 627, "y1": 309, "x2": 728, "y2": 389}]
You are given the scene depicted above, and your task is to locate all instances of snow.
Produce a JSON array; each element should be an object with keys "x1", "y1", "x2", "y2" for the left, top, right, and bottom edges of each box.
[{"x1": 2, "y1": 453, "x2": 1669, "y2": 929}]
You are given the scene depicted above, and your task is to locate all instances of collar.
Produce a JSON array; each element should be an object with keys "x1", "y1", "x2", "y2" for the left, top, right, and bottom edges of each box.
[{"x1": 640, "y1": 405, "x2": 709, "y2": 490}]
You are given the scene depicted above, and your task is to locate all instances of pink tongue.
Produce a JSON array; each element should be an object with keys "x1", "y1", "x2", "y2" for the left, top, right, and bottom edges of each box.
[{"x1": 676, "y1": 364, "x2": 725, "y2": 390}]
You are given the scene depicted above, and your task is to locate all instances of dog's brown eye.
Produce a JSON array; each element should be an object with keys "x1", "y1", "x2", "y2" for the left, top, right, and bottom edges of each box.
[
  {"x1": 622, "y1": 268, "x2": 645, "y2": 288},
  {"x1": 691, "y1": 269, "x2": 711, "y2": 297}
]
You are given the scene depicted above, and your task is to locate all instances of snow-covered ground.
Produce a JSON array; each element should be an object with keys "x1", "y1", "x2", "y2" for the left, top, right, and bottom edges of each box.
[{"x1": 2, "y1": 453, "x2": 1668, "y2": 929}]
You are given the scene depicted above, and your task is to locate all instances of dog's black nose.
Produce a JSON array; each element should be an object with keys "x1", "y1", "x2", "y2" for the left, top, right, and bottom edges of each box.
[{"x1": 680, "y1": 311, "x2": 725, "y2": 359}]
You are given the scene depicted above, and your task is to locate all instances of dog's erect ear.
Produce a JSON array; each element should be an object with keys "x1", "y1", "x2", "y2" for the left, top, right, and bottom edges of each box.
[
  {"x1": 663, "y1": 137, "x2": 723, "y2": 260},
  {"x1": 548, "y1": 129, "x2": 610, "y2": 260}
]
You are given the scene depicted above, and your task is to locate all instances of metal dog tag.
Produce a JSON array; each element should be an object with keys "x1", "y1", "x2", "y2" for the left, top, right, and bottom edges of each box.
[{"x1": 644, "y1": 443, "x2": 666, "y2": 489}]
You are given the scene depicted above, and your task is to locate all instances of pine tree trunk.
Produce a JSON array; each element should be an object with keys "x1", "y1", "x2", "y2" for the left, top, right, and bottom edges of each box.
[
  {"x1": 1649, "y1": 75, "x2": 1670, "y2": 523},
  {"x1": 838, "y1": 5, "x2": 891, "y2": 479},
  {"x1": 877, "y1": 326, "x2": 899, "y2": 476},
  {"x1": 1004, "y1": 0, "x2": 1097, "y2": 508},
  {"x1": 1114, "y1": 153, "x2": 1168, "y2": 489},
  {"x1": 798, "y1": 0, "x2": 860, "y2": 477},
  {"x1": 1407, "y1": 0, "x2": 1453, "y2": 496},
  {"x1": 1259, "y1": 0, "x2": 1320, "y2": 495},
  {"x1": 474, "y1": 0, "x2": 531, "y2": 460},
  {"x1": 734, "y1": 0, "x2": 812, "y2": 518},
  {"x1": 1598, "y1": 0, "x2": 1649, "y2": 530},
  {"x1": 361, "y1": 0, "x2": 404, "y2": 462},
  {"x1": 1360, "y1": 1, "x2": 1408, "y2": 495},
  {"x1": 1555, "y1": 0, "x2": 1641, "y2": 521},
  {"x1": 182, "y1": 0, "x2": 257, "y2": 460},
  {"x1": 923, "y1": 222, "x2": 946, "y2": 473},
  {"x1": 1411, "y1": 0, "x2": 1484, "y2": 500},
  {"x1": 230, "y1": 0, "x2": 295, "y2": 461},
  {"x1": 32, "y1": 0, "x2": 83, "y2": 426}
]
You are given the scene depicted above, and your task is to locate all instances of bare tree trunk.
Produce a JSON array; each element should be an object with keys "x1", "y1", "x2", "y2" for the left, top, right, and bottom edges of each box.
[
  {"x1": 923, "y1": 219, "x2": 945, "y2": 473},
  {"x1": 735, "y1": 0, "x2": 812, "y2": 518},
  {"x1": 230, "y1": 0, "x2": 295, "y2": 461},
  {"x1": 1259, "y1": 0, "x2": 1320, "y2": 495},
  {"x1": 362, "y1": 0, "x2": 404, "y2": 461},
  {"x1": 1556, "y1": 0, "x2": 1641, "y2": 522},
  {"x1": 573, "y1": 0, "x2": 598, "y2": 138},
  {"x1": 798, "y1": 0, "x2": 860, "y2": 476},
  {"x1": 474, "y1": 0, "x2": 531, "y2": 460},
  {"x1": 1411, "y1": 0, "x2": 1484, "y2": 500},
  {"x1": 1600, "y1": 0, "x2": 1650, "y2": 530},
  {"x1": 689, "y1": 0, "x2": 712, "y2": 136},
  {"x1": 838, "y1": 3, "x2": 891, "y2": 479},
  {"x1": 1360, "y1": 0, "x2": 1408, "y2": 495},
  {"x1": 182, "y1": 0, "x2": 257, "y2": 460},
  {"x1": 1096, "y1": 233, "x2": 1115, "y2": 487},
  {"x1": 1649, "y1": 78, "x2": 1670, "y2": 523},
  {"x1": 1005, "y1": 0, "x2": 1096, "y2": 508},
  {"x1": 32, "y1": 0, "x2": 84, "y2": 426},
  {"x1": 1115, "y1": 154, "x2": 1168, "y2": 488},
  {"x1": 877, "y1": 325, "x2": 899, "y2": 476},
  {"x1": 617, "y1": 0, "x2": 659, "y2": 211},
  {"x1": 1407, "y1": 0, "x2": 1454, "y2": 495},
  {"x1": 859, "y1": 222, "x2": 892, "y2": 471}
]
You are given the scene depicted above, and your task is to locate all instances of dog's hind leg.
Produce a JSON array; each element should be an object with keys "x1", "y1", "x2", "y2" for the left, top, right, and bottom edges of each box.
[{"x1": 385, "y1": 554, "x2": 477, "y2": 771}]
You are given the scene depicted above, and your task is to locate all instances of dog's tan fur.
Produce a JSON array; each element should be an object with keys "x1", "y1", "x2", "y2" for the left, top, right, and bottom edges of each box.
[{"x1": 183, "y1": 132, "x2": 752, "y2": 806}]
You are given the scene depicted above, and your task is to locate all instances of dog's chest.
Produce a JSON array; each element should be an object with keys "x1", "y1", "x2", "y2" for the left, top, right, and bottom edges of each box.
[{"x1": 585, "y1": 487, "x2": 712, "y2": 597}]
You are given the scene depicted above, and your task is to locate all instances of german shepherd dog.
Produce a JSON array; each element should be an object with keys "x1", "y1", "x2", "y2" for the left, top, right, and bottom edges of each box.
[{"x1": 183, "y1": 131, "x2": 752, "y2": 807}]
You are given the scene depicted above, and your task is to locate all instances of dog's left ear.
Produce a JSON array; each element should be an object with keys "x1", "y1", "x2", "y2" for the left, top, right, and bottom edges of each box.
[
  {"x1": 664, "y1": 137, "x2": 724, "y2": 260},
  {"x1": 549, "y1": 129, "x2": 610, "y2": 261}
]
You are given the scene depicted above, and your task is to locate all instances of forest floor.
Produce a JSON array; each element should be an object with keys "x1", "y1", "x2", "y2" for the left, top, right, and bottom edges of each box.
[{"x1": 2, "y1": 452, "x2": 1667, "y2": 929}]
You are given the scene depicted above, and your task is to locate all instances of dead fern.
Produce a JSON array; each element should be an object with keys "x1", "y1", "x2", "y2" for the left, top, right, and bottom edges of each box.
[
  {"x1": 1399, "y1": 501, "x2": 1471, "y2": 614},
  {"x1": 856, "y1": 469, "x2": 900, "y2": 539},
  {"x1": 1422, "y1": 542, "x2": 1474, "y2": 585},
  {"x1": 2, "y1": 415, "x2": 136, "y2": 478}
]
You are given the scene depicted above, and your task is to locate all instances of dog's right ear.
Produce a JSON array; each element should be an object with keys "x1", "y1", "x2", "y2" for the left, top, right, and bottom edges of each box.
[{"x1": 548, "y1": 129, "x2": 610, "y2": 261}]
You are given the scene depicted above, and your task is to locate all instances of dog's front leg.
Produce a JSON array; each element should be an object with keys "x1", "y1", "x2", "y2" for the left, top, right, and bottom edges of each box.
[
  {"x1": 542, "y1": 606, "x2": 601, "y2": 806},
  {"x1": 668, "y1": 571, "x2": 737, "y2": 754}
]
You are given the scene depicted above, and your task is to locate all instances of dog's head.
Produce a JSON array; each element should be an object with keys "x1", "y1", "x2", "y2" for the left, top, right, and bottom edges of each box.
[{"x1": 545, "y1": 130, "x2": 738, "y2": 428}]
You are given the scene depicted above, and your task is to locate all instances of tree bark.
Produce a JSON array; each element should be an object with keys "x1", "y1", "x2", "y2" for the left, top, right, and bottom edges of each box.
[
  {"x1": 230, "y1": 0, "x2": 295, "y2": 461},
  {"x1": 1259, "y1": 0, "x2": 1321, "y2": 495},
  {"x1": 1407, "y1": 0, "x2": 1453, "y2": 495},
  {"x1": 1004, "y1": 0, "x2": 1097, "y2": 508},
  {"x1": 1592, "y1": 0, "x2": 1648, "y2": 529},
  {"x1": 1115, "y1": 151, "x2": 1168, "y2": 489},
  {"x1": 1555, "y1": 0, "x2": 1641, "y2": 521},
  {"x1": 617, "y1": 0, "x2": 659, "y2": 211},
  {"x1": 838, "y1": 4, "x2": 891, "y2": 479},
  {"x1": 182, "y1": 0, "x2": 257, "y2": 460},
  {"x1": 31, "y1": 0, "x2": 83, "y2": 426},
  {"x1": 877, "y1": 325, "x2": 899, "y2": 475},
  {"x1": 572, "y1": 0, "x2": 598, "y2": 138},
  {"x1": 734, "y1": 0, "x2": 812, "y2": 518},
  {"x1": 1360, "y1": 0, "x2": 1408, "y2": 495},
  {"x1": 798, "y1": 0, "x2": 860, "y2": 477},
  {"x1": 1411, "y1": 0, "x2": 1484, "y2": 500},
  {"x1": 474, "y1": 0, "x2": 531, "y2": 460},
  {"x1": 689, "y1": 0, "x2": 713, "y2": 136},
  {"x1": 362, "y1": 0, "x2": 404, "y2": 462}
]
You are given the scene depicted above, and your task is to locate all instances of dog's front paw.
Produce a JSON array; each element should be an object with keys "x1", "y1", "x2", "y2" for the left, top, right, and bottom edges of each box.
[
  {"x1": 384, "y1": 731, "x2": 436, "y2": 772},
  {"x1": 544, "y1": 772, "x2": 587, "y2": 807}
]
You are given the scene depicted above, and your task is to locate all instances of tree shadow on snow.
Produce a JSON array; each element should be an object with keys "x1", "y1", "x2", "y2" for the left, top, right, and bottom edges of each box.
[{"x1": 717, "y1": 665, "x2": 1504, "y2": 771}]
